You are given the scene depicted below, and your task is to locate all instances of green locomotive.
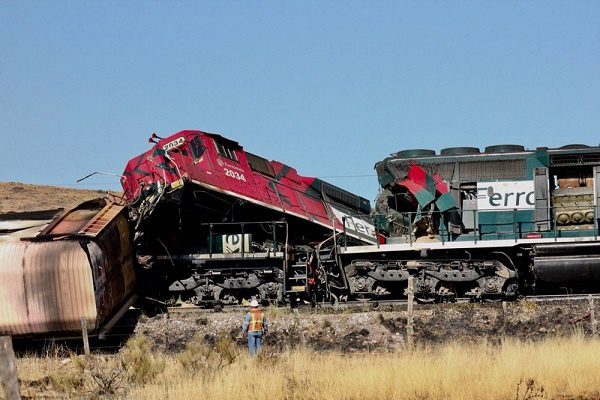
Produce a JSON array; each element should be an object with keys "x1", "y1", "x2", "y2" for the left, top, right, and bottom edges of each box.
[{"x1": 334, "y1": 144, "x2": 600, "y2": 302}]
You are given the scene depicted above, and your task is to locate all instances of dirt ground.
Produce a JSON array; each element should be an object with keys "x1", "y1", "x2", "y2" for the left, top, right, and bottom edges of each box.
[
  {"x1": 0, "y1": 182, "x2": 113, "y2": 213},
  {"x1": 138, "y1": 299, "x2": 597, "y2": 353}
]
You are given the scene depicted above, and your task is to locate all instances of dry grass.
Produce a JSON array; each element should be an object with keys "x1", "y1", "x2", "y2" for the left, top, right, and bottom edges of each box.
[
  {"x1": 13, "y1": 334, "x2": 600, "y2": 400},
  {"x1": 129, "y1": 334, "x2": 600, "y2": 400}
]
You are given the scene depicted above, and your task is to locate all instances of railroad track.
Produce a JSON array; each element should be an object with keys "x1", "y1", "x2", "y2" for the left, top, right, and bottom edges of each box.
[
  {"x1": 165, "y1": 292, "x2": 600, "y2": 314},
  {"x1": 13, "y1": 293, "x2": 598, "y2": 354}
]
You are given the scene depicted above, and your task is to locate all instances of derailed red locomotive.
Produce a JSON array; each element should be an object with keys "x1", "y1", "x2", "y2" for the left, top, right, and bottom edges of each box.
[{"x1": 121, "y1": 130, "x2": 375, "y2": 306}]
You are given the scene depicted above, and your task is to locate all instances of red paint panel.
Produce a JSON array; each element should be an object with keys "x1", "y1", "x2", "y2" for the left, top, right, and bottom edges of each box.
[{"x1": 122, "y1": 130, "x2": 364, "y2": 234}]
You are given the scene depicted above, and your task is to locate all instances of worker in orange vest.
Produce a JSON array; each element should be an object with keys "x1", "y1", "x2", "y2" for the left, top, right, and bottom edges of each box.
[{"x1": 241, "y1": 299, "x2": 269, "y2": 355}]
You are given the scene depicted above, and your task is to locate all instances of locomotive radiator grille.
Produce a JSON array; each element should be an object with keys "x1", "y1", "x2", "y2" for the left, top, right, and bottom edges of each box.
[
  {"x1": 458, "y1": 159, "x2": 526, "y2": 181},
  {"x1": 390, "y1": 159, "x2": 526, "y2": 182}
]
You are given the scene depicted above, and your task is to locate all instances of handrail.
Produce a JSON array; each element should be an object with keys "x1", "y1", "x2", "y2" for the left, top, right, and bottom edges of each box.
[
  {"x1": 200, "y1": 220, "x2": 288, "y2": 258},
  {"x1": 363, "y1": 204, "x2": 600, "y2": 247}
]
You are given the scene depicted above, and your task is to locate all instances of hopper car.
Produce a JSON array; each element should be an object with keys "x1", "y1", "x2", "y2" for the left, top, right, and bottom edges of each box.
[{"x1": 0, "y1": 199, "x2": 136, "y2": 337}]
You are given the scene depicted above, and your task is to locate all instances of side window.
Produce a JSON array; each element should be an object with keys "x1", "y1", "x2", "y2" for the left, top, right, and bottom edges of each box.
[
  {"x1": 215, "y1": 141, "x2": 238, "y2": 162},
  {"x1": 189, "y1": 136, "x2": 205, "y2": 159}
]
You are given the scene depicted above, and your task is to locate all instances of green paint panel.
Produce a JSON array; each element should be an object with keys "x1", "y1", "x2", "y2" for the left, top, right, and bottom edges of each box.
[
  {"x1": 478, "y1": 210, "x2": 535, "y2": 236},
  {"x1": 435, "y1": 193, "x2": 456, "y2": 212}
]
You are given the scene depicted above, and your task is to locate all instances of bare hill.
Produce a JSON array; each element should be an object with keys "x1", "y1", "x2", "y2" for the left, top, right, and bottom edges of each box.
[{"x1": 0, "y1": 182, "x2": 112, "y2": 213}]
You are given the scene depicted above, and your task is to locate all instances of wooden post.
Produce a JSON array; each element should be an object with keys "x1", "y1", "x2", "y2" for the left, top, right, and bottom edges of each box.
[
  {"x1": 293, "y1": 309, "x2": 306, "y2": 346},
  {"x1": 0, "y1": 336, "x2": 22, "y2": 400},
  {"x1": 502, "y1": 301, "x2": 508, "y2": 334},
  {"x1": 80, "y1": 317, "x2": 90, "y2": 356},
  {"x1": 589, "y1": 295, "x2": 596, "y2": 336},
  {"x1": 163, "y1": 313, "x2": 169, "y2": 352},
  {"x1": 407, "y1": 276, "x2": 414, "y2": 350}
]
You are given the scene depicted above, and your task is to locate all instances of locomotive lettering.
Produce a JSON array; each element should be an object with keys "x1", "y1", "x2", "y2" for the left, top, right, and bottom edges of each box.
[
  {"x1": 224, "y1": 168, "x2": 247, "y2": 182},
  {"x1": 476, "y1": 181, "x2": 535, "y2": 211},
  {"x1": 223, "y1": 234, "x2": 252, "y2": 253},
  {"x1": 162, "y1": 137, "x2": 185, "y2": 151},
  {"x1": 330, "y1": 206, "x2": 376, "y2": 238}
]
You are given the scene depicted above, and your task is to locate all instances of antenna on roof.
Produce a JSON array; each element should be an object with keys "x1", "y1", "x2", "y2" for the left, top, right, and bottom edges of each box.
[{"x1": 77, "y1": 171, "x2": 125, "y2": 183}]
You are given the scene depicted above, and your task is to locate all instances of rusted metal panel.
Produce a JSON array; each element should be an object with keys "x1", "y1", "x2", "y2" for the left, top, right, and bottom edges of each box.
[
  {"x1": 0, "y1": 243, "x2": 28, "y2": 335},
  {"x1": 0, "y1": 209, "x2": 62, "y2": 242},
  {"x1": 42, "y1": 208, "x2": 100, "y2": 236},
  {"x1": 0, "y1": 199, "x2": 135, "y2": 337},
  {"x1": 0, "y1": 241, "x2": 97, "y2": 335},
  {"x1": 78, "y1": 203, "x2": 125, "y2": 236}
]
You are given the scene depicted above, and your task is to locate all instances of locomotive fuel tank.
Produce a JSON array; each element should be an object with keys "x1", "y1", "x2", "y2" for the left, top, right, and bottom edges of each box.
[{"x1": 532, "y1": 243, "x2": 600, "y2": 286}]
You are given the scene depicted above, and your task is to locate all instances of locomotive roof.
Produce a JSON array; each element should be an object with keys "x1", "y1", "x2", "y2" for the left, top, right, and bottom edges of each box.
[{"x1": 377, "y1": 143, "x2": 600, "y2": 167}]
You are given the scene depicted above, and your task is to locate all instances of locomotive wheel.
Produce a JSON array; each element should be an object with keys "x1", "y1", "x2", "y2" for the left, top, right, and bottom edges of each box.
[
  {"x1": 354, "y1": 292, "x2": 374, "y2": 302},
  {"x1": 503, "y1": 279, "x2": 519, "y2": 299},
  {"x1": 483, "y1": 296, "x2": 502, "y2": 303},
  {"x1": 413, "y1": 276, "x2": 440, "y2": 303},
  {"x1": 415, "y1": 292, "x2": 439, "y2": 304}
]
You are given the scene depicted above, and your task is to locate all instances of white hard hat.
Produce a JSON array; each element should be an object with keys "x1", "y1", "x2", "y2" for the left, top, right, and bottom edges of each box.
[{"x1": 250, "y1": 299, "x2": 259, "y2": 307}]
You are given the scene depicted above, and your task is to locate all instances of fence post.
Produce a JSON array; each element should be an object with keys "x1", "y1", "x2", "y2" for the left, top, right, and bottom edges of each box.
[
  {"x1": 407, "y1": 276, "x2": 414, "y2": 350},
  {"x1": 80, "y1": 317, "x2": 90, "y2": 356},
  {"x1": 502, "y1": 301, "x2": 508, "y2": 334},
  {"x1": 293, "y1": 309, "x2": 306, "y2": 346},
  {"x1": 589, "y1": 295, "x2": 596, "y2": 336},
  {"x1": 0, "y1": 336, "x2": 22, "y2": 400},
  {"x1": 163, "y1": 313, "x2": 169, "y2": 352}
]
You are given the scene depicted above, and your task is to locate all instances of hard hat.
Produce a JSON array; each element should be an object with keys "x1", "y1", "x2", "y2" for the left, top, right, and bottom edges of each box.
[{"x1": 250, "y1": 299, "x2": 259, "y2": 307}]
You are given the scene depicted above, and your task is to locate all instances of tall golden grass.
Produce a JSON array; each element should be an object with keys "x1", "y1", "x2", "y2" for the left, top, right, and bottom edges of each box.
[
  {"x1": 12, "y1": 333, "x2": 600, "y2": 399},
  {"x1": 128, "y1": 334, "x2": 600, "y2": 400}
]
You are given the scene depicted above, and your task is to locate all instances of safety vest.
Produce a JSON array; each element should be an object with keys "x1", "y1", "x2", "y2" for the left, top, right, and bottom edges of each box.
[{"x1": 248, "y1": 309, "x2": 264, "y2": 332}]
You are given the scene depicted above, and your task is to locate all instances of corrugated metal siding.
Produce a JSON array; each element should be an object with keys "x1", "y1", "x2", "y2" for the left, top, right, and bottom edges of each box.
[
  {"x1": 0, "y1": 243, "x2": 28, "y2": 335},
  {"x1": 0, "y1": 241, "x2": 97, "y2": 335}
]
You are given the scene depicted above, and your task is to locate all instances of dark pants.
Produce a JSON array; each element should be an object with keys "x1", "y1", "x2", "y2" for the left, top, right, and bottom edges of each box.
[{"x1": 247, "y1": 331, "x2": 263, "y2": 355}]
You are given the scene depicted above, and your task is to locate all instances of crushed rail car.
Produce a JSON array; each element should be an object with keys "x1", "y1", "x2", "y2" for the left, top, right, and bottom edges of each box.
[{"x1": 0, "y1": 199, "x2": 136, "y2": 337}]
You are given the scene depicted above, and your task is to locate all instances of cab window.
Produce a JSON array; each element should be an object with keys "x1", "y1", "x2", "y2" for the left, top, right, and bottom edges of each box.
[{"x1": 189, "y1": 136, "x2": 206, "y2": 159}]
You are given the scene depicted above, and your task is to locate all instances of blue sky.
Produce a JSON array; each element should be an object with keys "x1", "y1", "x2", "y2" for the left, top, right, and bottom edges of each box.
[{"x1": 1, "y1": 1, "x2": 599, "y2": 201}]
